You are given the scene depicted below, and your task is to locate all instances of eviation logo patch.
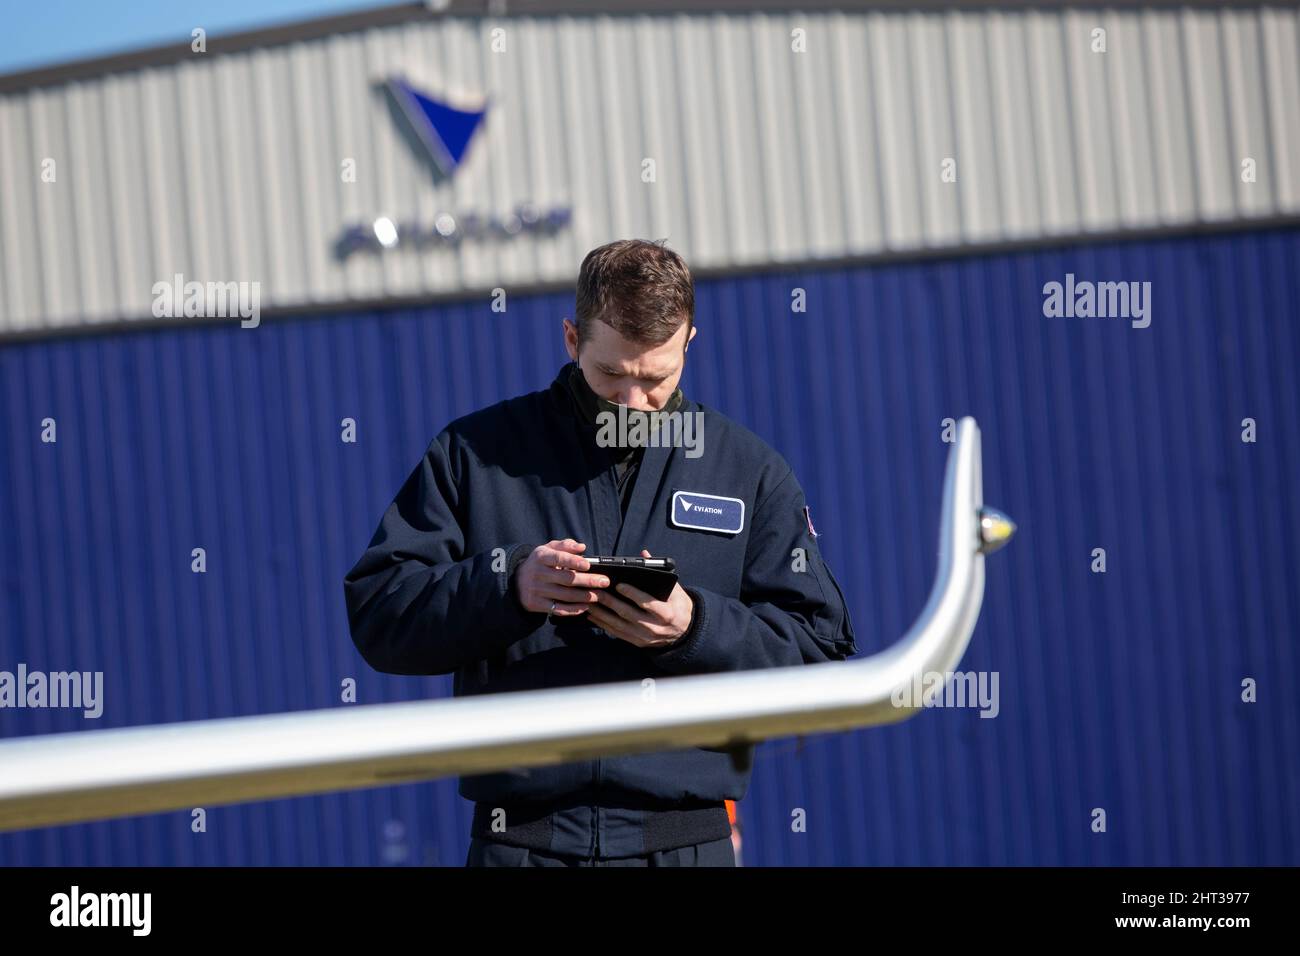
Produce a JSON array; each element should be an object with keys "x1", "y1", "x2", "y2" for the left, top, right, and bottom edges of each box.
[{"x1": 671, "y1": 491, "x2": 745, "y2": 534}]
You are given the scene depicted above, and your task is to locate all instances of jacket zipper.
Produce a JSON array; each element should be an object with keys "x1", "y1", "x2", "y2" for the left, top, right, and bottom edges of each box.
[
  {"x1": 592, "y1": 454, "x2": 619, "y2": 860},
  {"x1": 593, "y1": 757, "x2": 601, "y2": 859}
]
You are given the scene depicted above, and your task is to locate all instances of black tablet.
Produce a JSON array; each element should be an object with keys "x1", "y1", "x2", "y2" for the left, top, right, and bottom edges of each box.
[{"x1": 584, "y1": 556, "x2": 679, "y2": 601}]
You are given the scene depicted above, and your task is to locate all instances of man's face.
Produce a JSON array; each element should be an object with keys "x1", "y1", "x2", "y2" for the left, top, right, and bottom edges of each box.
[{"x1": 564, "y1": 316, "x2": 697, "y2": 410}]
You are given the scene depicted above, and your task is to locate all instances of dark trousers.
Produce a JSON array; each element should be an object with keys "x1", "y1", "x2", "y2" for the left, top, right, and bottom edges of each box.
[{"x1": 465, "y1": 834, "x2": 736, "y2": 867}]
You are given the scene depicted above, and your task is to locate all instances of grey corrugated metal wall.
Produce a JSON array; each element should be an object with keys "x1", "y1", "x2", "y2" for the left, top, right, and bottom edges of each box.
[
  {"x1": 2, "y1": 4, "x2": 1300, "y2": 334},
  {"x1": 1, "y1": 224, "x2": 1296, "y2": 865}
]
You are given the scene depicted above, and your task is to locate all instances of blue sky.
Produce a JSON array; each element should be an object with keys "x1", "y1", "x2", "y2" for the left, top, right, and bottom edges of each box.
[{"x1": 0, "y1": 0, "x2": 400, "y2": 74}]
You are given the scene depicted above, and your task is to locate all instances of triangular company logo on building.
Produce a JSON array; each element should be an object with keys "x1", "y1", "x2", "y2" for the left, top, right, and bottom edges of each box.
[
  {"x1": 336, "y1": 76, "x2": 570, "y2": 256},
  {"x1": 385, "y1": 76, "x2": 488, "y2": 176}
]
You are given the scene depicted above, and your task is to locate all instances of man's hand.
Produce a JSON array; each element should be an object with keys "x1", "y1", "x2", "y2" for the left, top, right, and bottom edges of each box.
[
  {"x1": 513, "y1": 539, "x2": 610, "y2": 616},
  {"x1": 587, "y1": 550, "x2": 694, "y2": 648}
]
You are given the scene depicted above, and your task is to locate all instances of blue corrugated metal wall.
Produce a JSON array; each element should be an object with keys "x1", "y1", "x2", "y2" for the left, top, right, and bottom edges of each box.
[{"x1": 1, "y1": 226, "x2": 1297, "y2": 866}]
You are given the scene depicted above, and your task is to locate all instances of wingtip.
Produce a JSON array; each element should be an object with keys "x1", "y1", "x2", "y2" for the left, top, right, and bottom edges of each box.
[{"x1": 977, "y1": 507, "x2": 1016, "y2": 554}]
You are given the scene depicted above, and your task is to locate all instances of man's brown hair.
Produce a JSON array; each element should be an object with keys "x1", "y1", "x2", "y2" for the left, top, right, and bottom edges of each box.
[{"x1": 574, "y1": 238, "x2": 694, "y2": 347}]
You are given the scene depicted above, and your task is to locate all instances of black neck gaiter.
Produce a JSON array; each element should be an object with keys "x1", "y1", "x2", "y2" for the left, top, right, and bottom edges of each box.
[{"x1": 563, "y1": 362, "x2": 684, "y2": 461}]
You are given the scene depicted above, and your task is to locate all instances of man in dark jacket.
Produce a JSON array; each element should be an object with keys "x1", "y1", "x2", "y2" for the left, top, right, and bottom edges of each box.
[{"x1": 344, "y1": 238, "x2": 857, "y2": 866}]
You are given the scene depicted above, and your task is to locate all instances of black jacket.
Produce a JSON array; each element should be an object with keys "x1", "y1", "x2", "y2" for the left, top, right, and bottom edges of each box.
[{"x1": 344, "y1": 363, "x2": 857, "y2": 857}]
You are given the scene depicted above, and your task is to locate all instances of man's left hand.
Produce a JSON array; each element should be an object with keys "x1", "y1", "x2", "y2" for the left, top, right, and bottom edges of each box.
[{"x1": 587, "y1": 550, "x2": 694, "y2": 649}]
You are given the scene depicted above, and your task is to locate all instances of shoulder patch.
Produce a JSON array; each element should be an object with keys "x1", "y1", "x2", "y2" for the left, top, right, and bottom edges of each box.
[{"x1": 804, "y1": 505, "x2": 819, "y2": 538}]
